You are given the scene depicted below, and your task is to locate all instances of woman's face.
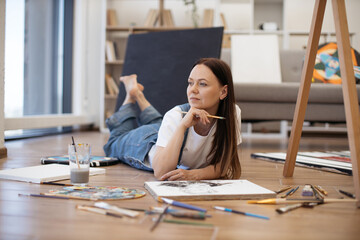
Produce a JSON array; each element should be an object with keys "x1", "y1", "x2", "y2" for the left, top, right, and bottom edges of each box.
[{"x1": 187, "y1": 64, "x2": 228, "y2": 114}]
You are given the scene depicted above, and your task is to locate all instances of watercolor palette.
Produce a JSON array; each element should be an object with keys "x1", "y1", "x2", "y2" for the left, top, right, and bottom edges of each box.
[{"x1": 47, "y1": 186, "x2": 146, "y2": 200}]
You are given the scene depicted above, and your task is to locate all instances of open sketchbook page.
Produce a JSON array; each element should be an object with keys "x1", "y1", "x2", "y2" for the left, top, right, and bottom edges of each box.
[
  {"x1": 0, "y1": 164, "x2": 106, "y2": 183},
  {"x1": 145, "y1": 180, "x2": 276, "y2": 201}
]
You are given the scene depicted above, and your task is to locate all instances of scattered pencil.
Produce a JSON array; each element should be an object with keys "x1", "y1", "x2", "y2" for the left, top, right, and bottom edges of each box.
[
  {"x1": 275, "y1": 186, "x2": 292, "y2": 194},
  {"x1": 213, "y1": 206, "x2": 269, "y2": 220},
  {"x1": 310, "y1": 184, "x2": 324, "y2": 200},
  {"x1": 288, "y1": 186, "x2": 299, "y2": 196},
  {"x1": 247, "y1": 198, "x2": 357, "y2": 205},
  {"x1": 41, "y1": 182, "x2": 74, "y2": 186},
  {"x1": 281, "y1": 187, "x2": 296, "y2": 198},
  {"x1": 160, "y1": 197, "x2": 207, "y2": 212},
  {"x1": 18, "y1": 193, "x2": 70, "y2": 200},
  {"x1": 163, "y1": 219, "x2": 213, "y2": 227},
  {"x1": 338, "y1": 189, "x2": 356, "y2": 199},
  {"x1": 150, "y1": 205, "x2": 169, "y2": 232},
  {"x1": 76, "y1": 205, "x2": 123, "y2": 218},
  {"x1": 315, "y1": 185, "x2": 328, "y2": 196}
]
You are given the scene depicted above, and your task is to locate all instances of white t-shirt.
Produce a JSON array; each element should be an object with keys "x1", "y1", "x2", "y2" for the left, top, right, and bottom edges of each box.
[{"x1": 148, "y1": 105, "x2": 242, "y2": 169}]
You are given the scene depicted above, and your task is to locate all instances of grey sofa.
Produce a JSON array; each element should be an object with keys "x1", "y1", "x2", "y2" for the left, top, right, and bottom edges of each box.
[{"x1": 221, "y1": 49, "x2": 360, "y2": 123}]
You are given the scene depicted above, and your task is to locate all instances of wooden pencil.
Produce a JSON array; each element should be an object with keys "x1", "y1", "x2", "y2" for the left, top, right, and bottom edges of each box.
[{"x1": 177, "y1": 110, "x2": 225, "y2": 120}]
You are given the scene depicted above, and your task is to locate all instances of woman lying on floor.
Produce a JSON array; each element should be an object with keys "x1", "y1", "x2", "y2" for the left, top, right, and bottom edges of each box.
[{"x1": 104, "y1": 58, "x2": 241, "y2": 181}]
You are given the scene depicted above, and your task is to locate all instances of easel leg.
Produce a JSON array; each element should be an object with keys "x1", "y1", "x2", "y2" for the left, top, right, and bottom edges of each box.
[
  {"x1": 332, "y1": 0, "x2": 360, "y2": 207},
  {"x1": 283, "y1": 0, "x2": 327, "y2": 177}
]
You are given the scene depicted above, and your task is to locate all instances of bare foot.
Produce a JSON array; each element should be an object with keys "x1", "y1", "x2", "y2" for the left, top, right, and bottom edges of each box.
[
  {"x1": 120, "y1": 74, "x2": 144, "y2": 103},
  {"x1": 120, "y1": 74, "x2": 150, "y2": 110}
]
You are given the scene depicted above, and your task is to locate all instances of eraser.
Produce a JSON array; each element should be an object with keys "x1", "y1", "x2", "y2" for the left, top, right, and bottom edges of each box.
[{"x1": 302, "y1": 185, "x2": 314, "y2": 196}]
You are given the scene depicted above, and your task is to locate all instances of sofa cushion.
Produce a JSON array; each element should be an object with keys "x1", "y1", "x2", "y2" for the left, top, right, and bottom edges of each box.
[
  {"x1": 234, "y1": 82, "x2": 360, "y2": 104},
  {"x1": 280, "y1": 50, "x2": 305, "y2": 83}
]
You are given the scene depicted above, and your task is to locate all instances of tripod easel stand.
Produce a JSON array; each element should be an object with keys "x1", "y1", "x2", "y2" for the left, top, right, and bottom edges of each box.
[{"x1": 283, "y1": 0, "x2": 360, "y2": 207}]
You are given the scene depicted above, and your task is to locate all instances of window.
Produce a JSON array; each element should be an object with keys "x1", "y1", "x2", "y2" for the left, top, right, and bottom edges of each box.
[{"x1": 4, "y1": 0, "x2": 79, "y2": 139}]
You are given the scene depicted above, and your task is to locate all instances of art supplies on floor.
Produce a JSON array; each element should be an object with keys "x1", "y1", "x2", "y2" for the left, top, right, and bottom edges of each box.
[
  {"x1": 41, "y1": 155, "x2": 119, "y2": 167},
  {"x1": 46, "y1": 186, "x2": 146, "y2": 200},
  {"x1": 144, "y1": 180, "x2": 276, "y2": 201},
  {"x1": 251, "y1": 151, "x2": 352, "y2": 175},
  {"x1": 0, "y1": 164, "x2": 105, "y2": 183}
]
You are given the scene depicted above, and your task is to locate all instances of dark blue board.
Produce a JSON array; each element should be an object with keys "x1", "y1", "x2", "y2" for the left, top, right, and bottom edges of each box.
[{"x1": 115, "y1": 27, "x2": 224, "y2": 114}]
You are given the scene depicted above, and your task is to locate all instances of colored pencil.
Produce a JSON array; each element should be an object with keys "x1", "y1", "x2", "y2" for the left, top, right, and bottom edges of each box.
[{"x1": 213, "y1": 206, "x2": 269, "y2": 220}]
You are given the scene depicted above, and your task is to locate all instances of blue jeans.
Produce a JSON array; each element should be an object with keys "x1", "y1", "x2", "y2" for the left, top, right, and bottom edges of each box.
[{"x1": 103, "y1": 103, "x2": 162, "y2": 171}]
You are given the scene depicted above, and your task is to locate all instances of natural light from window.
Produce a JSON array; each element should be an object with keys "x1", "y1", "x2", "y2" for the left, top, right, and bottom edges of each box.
[{"x1": 4, "y1": 0, "x2": 25, "y2": 118}]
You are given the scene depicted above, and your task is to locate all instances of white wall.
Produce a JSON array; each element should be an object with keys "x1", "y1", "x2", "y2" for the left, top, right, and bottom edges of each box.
[
  {"x1": 73, "y1": 0, "x2": 105, "y2": 127},
  {"x1": 285, "y1": 0, "x2": 360, "y2": 50},
  {"x1": 0, "y1": 0, "x2": 6, "y2": 150}
]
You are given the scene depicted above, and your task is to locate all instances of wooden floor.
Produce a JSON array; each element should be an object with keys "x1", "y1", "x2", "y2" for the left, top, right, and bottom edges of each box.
[{"x1": 0, "y1": 130, "x2": 359, "y2": 240}]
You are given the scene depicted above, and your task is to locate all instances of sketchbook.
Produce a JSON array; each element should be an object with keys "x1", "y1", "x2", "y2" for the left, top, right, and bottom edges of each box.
[
  {"x1": 144, "y1": 180, "x2": 276, "y2": 201},
  {"x1": 0, "y1": 164, "x2": 106, "y2": 183}
]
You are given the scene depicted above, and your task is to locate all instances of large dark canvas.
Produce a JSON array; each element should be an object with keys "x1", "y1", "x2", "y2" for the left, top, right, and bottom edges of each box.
[{"x1": 115, "y1": 27, "x2": 224, "y2": 114}]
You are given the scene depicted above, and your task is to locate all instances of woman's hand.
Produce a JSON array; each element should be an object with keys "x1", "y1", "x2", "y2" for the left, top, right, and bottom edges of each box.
[
  {"x1": 159, "y1": 165, "x2": 221, "y2": 181},
  {"x1": 160, "y1": 169, "x2": 197, "y2": 181},
  {"x1": 181, "y1": 107, "x2": 210, "y2": 128}
]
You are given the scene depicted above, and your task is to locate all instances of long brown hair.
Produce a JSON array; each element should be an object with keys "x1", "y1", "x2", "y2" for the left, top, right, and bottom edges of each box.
[{"x1": 193, "y1": 58, "x2": 241, "y2": 179}]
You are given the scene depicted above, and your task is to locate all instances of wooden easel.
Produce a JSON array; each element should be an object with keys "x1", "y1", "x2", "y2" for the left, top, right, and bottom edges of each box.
[{"x1": 283, "y1": 0, "x2": 360, "y2": 207}]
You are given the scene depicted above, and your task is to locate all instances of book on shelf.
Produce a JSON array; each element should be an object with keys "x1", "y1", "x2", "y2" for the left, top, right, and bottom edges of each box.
[
  {"x1": 144, "y1": 9, "x2": 174, "y2": 27},
  {"x1": 163, "y1": 9, "x2": 175, "y2": 27},
  {"x1": 202, "y1": 9, "x2": 214, "y2": 27},
  {"x1": 105, "y1": 40, "x2": 117, "y2": 62},
  {"x1": 107, "y1": 9, "x2": 118, "y2": 27},
  {"x1": 105, "y1": 74, "x2": 119, "y2": 96},
  {"x1": 144, "y1": 9, "x2": 159, "y2": 27}
]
